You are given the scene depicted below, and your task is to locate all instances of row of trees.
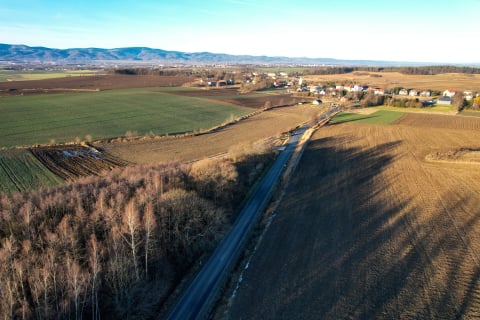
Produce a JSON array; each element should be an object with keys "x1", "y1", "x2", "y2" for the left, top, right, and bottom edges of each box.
[
  {"x1": 298, "y1": 66, "x2": 480, "y2": 76},
  {"x1": 0, "y1": 143, "x2": 274, "y2": 319}
]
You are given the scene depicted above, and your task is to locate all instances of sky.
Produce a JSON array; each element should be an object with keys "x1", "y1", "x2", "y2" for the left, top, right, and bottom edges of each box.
[{"x1": 1, "y1": 0, "x2": 479, "y2": 63}]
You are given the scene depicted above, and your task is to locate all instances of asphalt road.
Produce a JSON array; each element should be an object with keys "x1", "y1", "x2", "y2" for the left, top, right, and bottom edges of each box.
[{"x1": 165, "y1": 125, "x2": 308, "y2": 320}]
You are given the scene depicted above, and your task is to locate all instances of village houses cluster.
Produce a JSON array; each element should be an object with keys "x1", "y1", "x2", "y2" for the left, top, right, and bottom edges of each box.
[{"x1": 199, "y1": 70, "x2": 479, "y2": 106}]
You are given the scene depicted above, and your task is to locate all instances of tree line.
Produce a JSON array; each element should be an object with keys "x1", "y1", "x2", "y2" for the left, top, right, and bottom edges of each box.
[
  {"x1": 298, "y1": 66, "x2": 480, "y2": 76},
  {"x1": 0, "y1": 143, "x2": 273, "y2": 319}
]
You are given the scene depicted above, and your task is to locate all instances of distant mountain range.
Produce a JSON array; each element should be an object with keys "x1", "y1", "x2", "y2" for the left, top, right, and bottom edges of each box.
[{"x1": 0, "y1": 43, "x2": 450, "y2": 67}]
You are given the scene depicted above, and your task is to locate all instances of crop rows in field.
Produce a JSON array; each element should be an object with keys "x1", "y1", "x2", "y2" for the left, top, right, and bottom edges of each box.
[
  {"x1": 0, "y1": 149, "x2": 63, "y2": 194},
  {"x1": 0, "y1": 74, "x2": 190, "y2": 95},
  {"x1": 29, "y1": 145, "x2": 130, "y2": 180},
  {"x1": 0, "y1": 87, "x2": 252, "y2": 148},
  {"x1": 224, "y1": 113, "x2": 480, "y2": 319},
  {"x1": 166, "y1": 88, "x2": 308, "y2": 108}
]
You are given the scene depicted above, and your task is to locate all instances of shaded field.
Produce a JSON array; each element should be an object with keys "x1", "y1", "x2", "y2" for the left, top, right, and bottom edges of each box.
[
  {"x1": 0, "y1": 74, "x2": 190, "y2": 95},
  {"x1": 222, "y1": 114, "x2": 480, "y2": 319},
  {"x1": 303, "y1": 71, "x2": 480, "y2": 92},
  {"x1": 0, "y1": 148, "x2": 63, "y2": 193},
  {"x1": 0, "y1": 88, "x2": 251, "y2": 148},
  {"x1": 30, "y1": 145, "x2": 130, "y2": 180},
  {"x1": 330, "y1": 110, "x2": 405, "y2": 125},
  {"x1": 100, "y1": 104, "x2": 325, "y2": 164}
]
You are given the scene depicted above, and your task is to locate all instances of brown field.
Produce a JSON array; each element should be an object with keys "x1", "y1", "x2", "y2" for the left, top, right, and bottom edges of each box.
[
  {"x1": 30, "y1": 144, "x2": 130, "y2": 180},
  {"x1": 167, "y1": 88, "x2": 308, "y2": 108},
  {"x1": 303, "y1": 71, "x2": 480, "y2": 92},
  {"x1": 221, "y1": 113, "x2": 480, "y2": 319},
  {"x1": 0, "y1": 74, "x2": 190, "y2": 95},
  {"x1": 98, "y1": 104, "x2": 324, "y2": 164}
]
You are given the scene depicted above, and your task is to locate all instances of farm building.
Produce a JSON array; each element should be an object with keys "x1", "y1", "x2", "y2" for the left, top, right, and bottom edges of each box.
[
  {"x1": 437, "y1": 96, "x2": 452, "y2": 105},
  {"x1": 443, "y1": 89, "x2": 456, "y2": 97}
]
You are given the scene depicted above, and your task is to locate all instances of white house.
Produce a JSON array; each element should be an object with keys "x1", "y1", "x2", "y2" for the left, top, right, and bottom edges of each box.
[
  {"x1": 464, "y1": 91, "x2": 474, "y2": 101},
  {"x1": 443, "y1": 89, "x2": 456, "y2": 97},
  {"x1": 420, "y1": 90, "x2": 431, "y2": 97},
  {"x1": 409, "y1": 90, "x2": 418, "y2": 96},
  {"x1": 374, "y1": 88, "x2": 385, "y2": 95},
  {"x1": 399, "y1": 89, "x2": 409, "y2": 96}
]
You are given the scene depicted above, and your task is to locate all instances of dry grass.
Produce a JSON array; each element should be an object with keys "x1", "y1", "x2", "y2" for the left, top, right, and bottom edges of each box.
[
  {"x1": 303, "y1": 72, "x2": 480, "y2": 92},
  {"x1": 222, "y1": 113, "x2": 480, "y2": 319},
  {"x1": 98, "y1": 104, "x2": 325, "y2": 164}
]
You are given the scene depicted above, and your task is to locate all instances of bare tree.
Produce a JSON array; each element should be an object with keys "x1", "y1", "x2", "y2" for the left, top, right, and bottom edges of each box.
[
  {"x1": 88, "y1": 235, "x2": 102, "y2": 320},
  {"x1": 122, "y1": 198, "x2": 142, "y2": 281},
  {"x1": 143, "y1": 201, "x2": 156, "y2": 279}
]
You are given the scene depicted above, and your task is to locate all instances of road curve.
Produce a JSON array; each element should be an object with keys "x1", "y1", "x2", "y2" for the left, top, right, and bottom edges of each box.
[{"x1": 165, "y1": 125, "x2": 308, "y2": 320}]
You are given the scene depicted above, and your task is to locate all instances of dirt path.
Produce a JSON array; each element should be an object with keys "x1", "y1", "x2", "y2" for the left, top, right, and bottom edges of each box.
[{"x1": 218, "y1": 115, "x2": 480, "y2": 319}]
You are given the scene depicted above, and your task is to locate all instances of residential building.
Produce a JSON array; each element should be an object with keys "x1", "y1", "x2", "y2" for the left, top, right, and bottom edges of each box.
[
  {"x1": 443, "y1": 89, "x2": 456, "y2": 97},
  {"x1": 437, "y1": 96, "x2": 452, "y2": 105}
]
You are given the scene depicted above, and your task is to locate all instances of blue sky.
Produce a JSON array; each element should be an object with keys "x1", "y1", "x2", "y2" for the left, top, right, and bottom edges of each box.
[{"x1": 1, "y1": 0, "x2": 479, "y2": 63}]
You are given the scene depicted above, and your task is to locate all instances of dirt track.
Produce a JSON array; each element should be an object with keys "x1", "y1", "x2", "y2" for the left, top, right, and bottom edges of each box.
[{"x1": 220, "y1": 114, "x2": 480, "y2": 319}]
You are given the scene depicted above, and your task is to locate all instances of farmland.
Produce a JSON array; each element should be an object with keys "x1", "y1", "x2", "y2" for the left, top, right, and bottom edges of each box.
[
  {"x1": 222, "y1": 113, "x2": 480, "y2": 319},
  {"x1": 330, "y1": 110, "x2": 405, "y2": 125},
  {"x1": 0, "y1": 88, "x2": 252, "y2": 148},
  {"x1": 100, "y1": 104, "x2": 325, "y2": 164},
  {"x1": 29, "y1": 144, "x2": 130, "y2": 180},
  {"x1": 0, "y1": 69, "x2": 101, "y2": 82},
  {"x1": 0, "y1": 148, "x2": 63, "y2": 193},
  {"x1": 303, "y1": 71, "x2": 480, "y2": 92}
]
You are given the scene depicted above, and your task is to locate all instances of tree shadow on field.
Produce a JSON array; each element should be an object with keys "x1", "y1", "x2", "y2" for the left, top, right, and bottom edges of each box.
[{"x1": 224, "y1": 133, "x2": 480, "y2": 320}]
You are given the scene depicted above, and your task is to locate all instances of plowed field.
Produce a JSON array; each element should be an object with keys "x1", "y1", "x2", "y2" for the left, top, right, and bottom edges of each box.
[
  {"x1": 30, "y1": 145, "x2": 130, "y2": 180},
  {"x1": 0, "y1": 74, "x2": 190, "y2": 95},
  {"x1": 221, "y1": 113, "x2": 480, "y2": 319}
]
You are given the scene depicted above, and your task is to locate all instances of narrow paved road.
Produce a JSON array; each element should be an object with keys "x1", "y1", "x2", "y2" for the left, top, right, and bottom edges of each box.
[{"x1": 165, "y1": 125, "x2": 308, "y2": 320}]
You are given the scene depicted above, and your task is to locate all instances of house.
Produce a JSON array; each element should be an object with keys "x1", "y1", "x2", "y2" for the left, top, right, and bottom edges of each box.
[
  {"x1": 464, "y1": 91, "x2": 474, "y2": 101},
  {"x1": 409, "y1": 90, "x2": 418, "y2": 96},
  {"x1": 309, "y1": 86, "x2": 324, "y2": 93},
  {"x1": 374, "y1": 88, "x2": 385, "y2": 95},
  {"x1": 420, "y1": 90, "x2": 431, "y2": 97},
  {"x1": 399, "y1": 89, "x2": 409, "y2": 96},
  {"x1": 312, "y1": 99, "x2": 322, "y2": 105},
  {"x1": 437, "y1": 96, "x2": 452, "y2": 105},
  {"x1": 352, "y1": 85, "x2": 366, "y2": 92},
  {"x1": 344, "y1": 85, "x2": 353, "y2": 91},
  {"x1": 336, "y1": 85, "x2": 344, "y2": 90},
  {"x1": 443, "y1": 89, "x2": 456, "y2": 97}
]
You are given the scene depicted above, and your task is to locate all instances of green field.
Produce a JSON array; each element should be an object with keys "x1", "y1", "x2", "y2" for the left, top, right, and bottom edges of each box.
[
  {"x1": 0, "y1": 149, "x2": 63, "y2": 194},
  {"x1": 0, "y1": 70, "x2": 100, "y2": 81},
  {"x1": 377, "y1": 104, "x2": 456, "y2": 114},
  {"x1": 331, "y1": 110, "x2": 405, "y2": 125},
  {"x1": 0, "y1": 88, "x2": 252, "y2": 147}
]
